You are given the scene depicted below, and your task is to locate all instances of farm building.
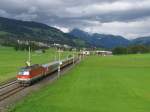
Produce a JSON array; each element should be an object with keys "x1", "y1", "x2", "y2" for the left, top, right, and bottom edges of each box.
[
  {"x1": 95, "y1": 51, "x2": 112, "y2": 56},
  {"x1": 79, "y1": 51, "x2": 90, "y2": 56}
]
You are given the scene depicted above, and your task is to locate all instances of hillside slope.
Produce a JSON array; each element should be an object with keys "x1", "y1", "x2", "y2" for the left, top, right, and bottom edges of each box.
[
  {"x1": 69, "y1": 29, "x2": 130, "y2": 48},
  {"x1": 0, "y1": 17, "x2": 75, "y2": 46},
  {"x1": 1, "y1": 17, "x2": 150, "y2": 48},
  {"x1": 132, "y1": 36, "x2": 150, "y2": 46}
]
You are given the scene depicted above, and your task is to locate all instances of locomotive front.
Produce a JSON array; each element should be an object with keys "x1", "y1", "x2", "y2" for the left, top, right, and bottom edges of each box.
[
  {"x1": 17, "y1": 67, "x2": 31, "y2": 85},
  {"x1": 17, "y1": 64, "x2": 45, "y2": 86}
]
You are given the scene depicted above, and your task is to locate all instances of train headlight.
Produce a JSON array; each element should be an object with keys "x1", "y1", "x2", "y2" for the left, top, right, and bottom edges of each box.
[
  {"x1": 18, "y1": 71, "x2": 29, "y2": 75},
  {"x1": 59, "y1": 61, "x2": 62, "y2": 65},
  {"x1": 18, "y1": 72, "x2": 23, "y2": 75},
  {"x1": 23, "y1": 71, "x2": 29, "y2": 75}
]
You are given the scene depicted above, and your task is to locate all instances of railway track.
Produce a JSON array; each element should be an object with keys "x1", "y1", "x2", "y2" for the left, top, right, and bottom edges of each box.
[
  {"x1": 0, "y1": 60, "x2": 80, "y2": 112},
  {"x1": 0, "y1": 80, "x2": 25, "y2": 102},
  {"x1": 0, "y1": 80, "x2": 17, "y2": 89},
  {"x1": 0, "y1": 59, "x2": 80, "y2": 103}
]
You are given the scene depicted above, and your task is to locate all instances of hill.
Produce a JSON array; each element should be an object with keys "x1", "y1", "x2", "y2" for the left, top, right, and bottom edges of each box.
[
  {"x1": 0, "y1": 17, "x2": 76, "y2": 46},
  {"x1": 132, "y1": 36, "x2": 150, "y2": 46},
  {"x1": 69, "y1": 29, "x2": 130, "y2": 48},
  {"x1": 1, "y1": 17, "x2": 150, "y2": 49}
]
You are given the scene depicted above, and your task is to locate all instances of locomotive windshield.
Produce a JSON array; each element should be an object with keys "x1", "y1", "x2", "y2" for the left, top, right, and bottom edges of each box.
[
  {"x1": 18, "y1": 68, "x2": 30, "y2": 75},
  {"x1": 18, "y1": 64, "x2": 39, "y2": 75}
]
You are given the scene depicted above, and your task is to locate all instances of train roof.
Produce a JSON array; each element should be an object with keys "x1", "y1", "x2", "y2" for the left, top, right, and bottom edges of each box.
[
  {"x1": 61, "y1": 57, "x2": 73, "y2": 62},
  {"x1": 42, "y1": 61, "x2": 59, "y2": 67},
  {"x1": 21, "y1": 64, "x2": 40, "y2": 70}
]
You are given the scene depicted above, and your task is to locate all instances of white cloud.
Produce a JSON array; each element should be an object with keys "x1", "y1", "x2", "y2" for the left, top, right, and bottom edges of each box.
[
  {"x1": 54, "y1": 26, "x2": 69, "y2": 33},
  {"x1": 83, "y1": 17, "x2": 150, "y2": 39},
  {"x1": 65, "y1": 0, "x2": 150, "y2": 17},
  {"x1": 0, "y1": 9, "x2": 9, "y2": 17},
  {"x1": 0, "y1": 0, "x2": 150, "y2": 38},
  {"x1": 28, "y1": 7, "x2": 38, "y2": 14},
  {"x1": 14, "y1": 13, "x2": 38, "y2": 21}
]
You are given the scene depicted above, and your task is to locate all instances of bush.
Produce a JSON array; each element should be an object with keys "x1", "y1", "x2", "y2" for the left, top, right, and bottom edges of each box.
[
  {"x1": 113, "y1": 45, "x2": 150, "y2": 55},
  {"x1": 113, "y1": 47, "x2": 128, "y2": 55}
]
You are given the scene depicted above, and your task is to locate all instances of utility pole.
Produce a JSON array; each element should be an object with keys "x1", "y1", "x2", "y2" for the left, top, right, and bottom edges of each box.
[
  {"x1": 73, "y1": 51, "x2": 75, "y2": 65},
  {"x1": 54, "y1": 47, "x2": 57, "y2": 61},
  {"x1": 72, "y1": 48, "x2": 76, "y2": 65},
  {"x1": 29, "y1": 45, "x2": 31, "y2": 66},
  {"x1": 57, "y1": 48, "x2": 61, "y2": 78},
  {"x1": 26, "y1": 42, "x2": 31, "y2": 67},
  {"x1": 54, "y1": 43, "x2": 57, "y2": 61},
  {"x1": 58, "y1": 48, "x2": 61, "y2": 63}
]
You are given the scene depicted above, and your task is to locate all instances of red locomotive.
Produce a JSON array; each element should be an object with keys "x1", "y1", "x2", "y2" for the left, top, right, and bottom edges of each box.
[{"x1": 17, "y1": 57, "x2": 77, "y2": 86}]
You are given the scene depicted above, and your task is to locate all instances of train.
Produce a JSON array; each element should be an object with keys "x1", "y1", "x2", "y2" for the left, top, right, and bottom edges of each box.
[{"x1": 17, "y1": 57, "x2": 78, "y2": 86}]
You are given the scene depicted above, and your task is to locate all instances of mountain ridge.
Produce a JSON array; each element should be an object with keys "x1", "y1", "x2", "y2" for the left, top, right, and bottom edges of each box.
[
  {"x1": 69, "y1": 29, "x2": 150, "y2": 48},
  {"x1": 0, "y1": 16, "x2": 77, "y2": 46},
  {"x1": 0, "y1": 16, "x2": 150, "y2": 49},
  {"x1": 69, "y1": 29, "x2": 130, "y2": 48}
]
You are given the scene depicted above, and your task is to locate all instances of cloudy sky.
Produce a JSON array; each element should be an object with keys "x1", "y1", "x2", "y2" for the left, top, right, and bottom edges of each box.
[{"x1": 0, "y1": 0, "x2": 150, "y2": 39}]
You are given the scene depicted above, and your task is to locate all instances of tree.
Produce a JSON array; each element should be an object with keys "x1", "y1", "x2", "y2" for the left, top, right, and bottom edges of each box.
[
  {"x1": 128, "y1": 45, "x2": 150, "y2": 54},
  {"x1": 113, "y1": 47, "x2": 128, "y2": 55}
]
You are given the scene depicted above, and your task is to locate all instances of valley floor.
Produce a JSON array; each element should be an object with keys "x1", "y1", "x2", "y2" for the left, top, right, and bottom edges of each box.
[{"x1": 9, "y1": 54, "x2": 150, "y2": 112}]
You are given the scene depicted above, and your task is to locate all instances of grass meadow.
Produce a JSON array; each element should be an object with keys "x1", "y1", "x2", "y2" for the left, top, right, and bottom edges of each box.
[
  {"x1": 10, "y1": 54, "x2": 150, "y2": 112},
  {"x1": 0, "y1": 46, "x2": 73, "y2": 83}
]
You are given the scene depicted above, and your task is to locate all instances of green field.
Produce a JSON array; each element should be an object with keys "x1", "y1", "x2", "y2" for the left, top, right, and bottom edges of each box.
[
  {"x1": 10, "y1": 54, "x2": 150, "y2": 112},
  {"x1": 0, "y1": 47, "x2": 73, "y2": 83}
]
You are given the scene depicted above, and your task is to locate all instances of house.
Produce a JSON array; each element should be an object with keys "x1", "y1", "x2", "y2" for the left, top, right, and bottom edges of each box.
[
  {"x1": 79, "y1": 51, "x2": 90, "y2": 56},
  {"x1": 95, "y1": 51, "x2": 112, "y2": 56}
]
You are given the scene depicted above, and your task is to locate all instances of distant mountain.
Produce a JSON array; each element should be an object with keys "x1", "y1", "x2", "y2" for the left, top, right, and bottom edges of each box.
[
  {"x1": 132, "y1": 36, "x2": 150, "y2": 46},
  {"x1": 69, "y1": 29, "x2": 130, "y2": 48},
  {"x1": 69, "y1": 28, "x2": 91, "y2": 39},
  {"x1": 69, "y1": 29, "x2": 93, "y2": 47},
  {"x1": 0, "y1": 17, "x2": 77, "y2": 46},
  {"x1": 1, "y1": 17, "x2": 150, "y2": 49},
  {"x1": 91, "y1": 33, "x2": 130, "y2": 48}
]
